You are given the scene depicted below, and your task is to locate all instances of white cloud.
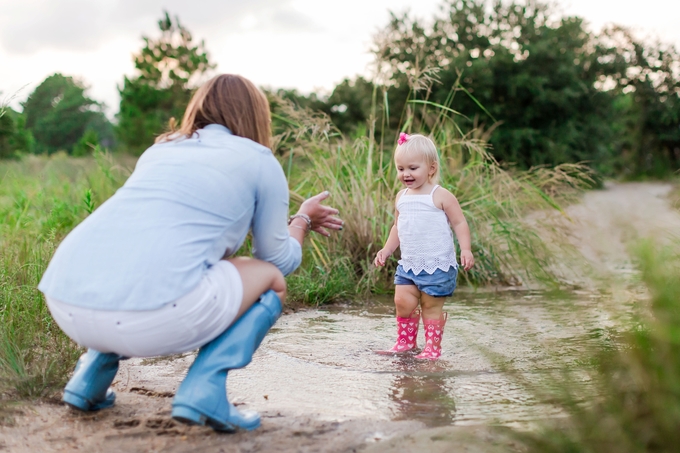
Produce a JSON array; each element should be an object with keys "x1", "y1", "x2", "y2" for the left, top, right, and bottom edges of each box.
[
  {"x1": 0, "y1": 0, "x2": 309, "y2": 54},
  {"x1": 0, "y1": 0, "x2": 111, "y2": 53},
  {"x1": 268, "y1": 7, "x2": 323, "y2": 32}
]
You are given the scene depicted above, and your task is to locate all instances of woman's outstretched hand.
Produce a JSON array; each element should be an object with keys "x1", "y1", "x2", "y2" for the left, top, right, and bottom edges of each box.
[{"x1": 298, "y1": 191, "x2": 343, "y2": 237}]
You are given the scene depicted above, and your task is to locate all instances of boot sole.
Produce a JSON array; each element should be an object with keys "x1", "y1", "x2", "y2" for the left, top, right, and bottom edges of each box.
[
  {"x1": 63, "y1": 390, "x2": 116, "y2": 411},
  {"x1": 172, "y1": 405, "x2": 261, "y2": 432},
  {"x1": 374, "y1": 348, "x2": 419, "y2": 355}
]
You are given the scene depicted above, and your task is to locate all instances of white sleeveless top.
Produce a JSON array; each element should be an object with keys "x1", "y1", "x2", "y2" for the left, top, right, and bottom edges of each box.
[{"x1": 397, "y1": 185, "x2": 458, "y2": 275}]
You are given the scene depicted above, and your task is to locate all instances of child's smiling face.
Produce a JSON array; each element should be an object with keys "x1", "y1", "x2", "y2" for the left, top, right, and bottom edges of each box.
[{"x1": 395, "y1": 154, "x2": 435, "y2": 190}]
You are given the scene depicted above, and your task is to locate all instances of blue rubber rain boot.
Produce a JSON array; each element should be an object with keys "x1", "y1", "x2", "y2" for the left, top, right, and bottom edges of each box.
[
  {"x1": 63, "y1": 349, "x2": 123, "y2": 411},
  {"x1": 171, "y1": 290, "x2": 282, "y2": 432}
]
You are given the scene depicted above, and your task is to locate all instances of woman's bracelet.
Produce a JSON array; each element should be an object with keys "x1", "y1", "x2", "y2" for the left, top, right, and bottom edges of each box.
[{"x1": 288, "y1": 213, "x2": 312, "y2": 233}]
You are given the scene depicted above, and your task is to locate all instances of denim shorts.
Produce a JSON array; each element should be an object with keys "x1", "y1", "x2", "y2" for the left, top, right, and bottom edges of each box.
[{"x1": 394, "y1": 265, "x2": 458, "y2": 297}]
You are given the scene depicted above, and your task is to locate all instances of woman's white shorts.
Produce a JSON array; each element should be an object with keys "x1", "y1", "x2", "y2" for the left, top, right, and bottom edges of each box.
[{"x1": 45, "y1": 261, "x2": 243, "y2": 358}]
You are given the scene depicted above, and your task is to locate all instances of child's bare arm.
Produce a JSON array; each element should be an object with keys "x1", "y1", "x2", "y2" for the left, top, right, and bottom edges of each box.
[
  {"x1": 375, "y1": 224, "x2": 400, "y2": 266},
  {"x1": 374, "y1": 190, "x2": 405, "y2": 267},
  {"x1": 435, "y1": 188, "x2": 475, "y2": 271}
]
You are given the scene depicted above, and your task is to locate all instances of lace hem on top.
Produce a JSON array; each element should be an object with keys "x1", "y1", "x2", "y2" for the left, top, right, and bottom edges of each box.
[{"x1": 398, "y1": 257, "x2": 458, "y2": 275}]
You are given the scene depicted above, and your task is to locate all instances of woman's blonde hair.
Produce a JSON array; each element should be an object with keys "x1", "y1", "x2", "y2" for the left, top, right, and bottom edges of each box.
[
  {"x1": 394, "y1": 134, "x2": 441, "y2": 184},
  {"x1": 156, "y1": 74, "x2": 272, "y2": 149}
]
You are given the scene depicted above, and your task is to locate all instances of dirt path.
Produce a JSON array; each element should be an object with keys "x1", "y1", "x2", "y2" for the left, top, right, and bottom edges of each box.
[
  {"x1": 2, "y1": 182, "x2": 679, "y2": 453},
  {"x1": 562, "y1": 182, "x2": 680, "y2": 281}
]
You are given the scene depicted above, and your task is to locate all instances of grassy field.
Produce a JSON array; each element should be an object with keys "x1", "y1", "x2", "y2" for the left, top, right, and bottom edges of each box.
[
  {"x1": 0, "y1": 153, "x2": 130, "y2": 401},
  {"x1": 0, "y1": 99, "x2": 591, "y2": 405}
]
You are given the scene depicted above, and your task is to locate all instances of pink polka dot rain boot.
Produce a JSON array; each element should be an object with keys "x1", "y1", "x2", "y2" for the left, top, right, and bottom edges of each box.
[
  {"x1": 375, "y1": 308, "x2": 420, "y2": 355},
  {"x1": 415, "y1": 313, "x2": 448, "y2": 360}
]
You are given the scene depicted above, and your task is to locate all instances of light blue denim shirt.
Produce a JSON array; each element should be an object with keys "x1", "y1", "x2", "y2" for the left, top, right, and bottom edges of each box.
[{"x1": 38, "y1": 124, "x2": 302, "y2": 311}]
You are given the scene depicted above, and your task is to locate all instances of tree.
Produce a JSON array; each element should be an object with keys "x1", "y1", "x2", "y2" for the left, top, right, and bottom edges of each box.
[
  {"x1": 372, "y1": 0, "x2": 618, "y2": 171},
  {"x1": 117, "y1": 12, "x2": 215, "y2": 154},
  {"x1": 325, "y1": 77, "x2": 376, "y2": 135},
  {"x1": 72, "y1": 129, "x2": 100, "y2": 157},
  {"x1": 0, "y1": 107, "x2": 35, "y2": 158},
  {"x1": 596, "y1": 26, "x2": 680, "y2": 177},
  {"x1": 21, "y1": 73, "x2": 113, "y2": 154}
]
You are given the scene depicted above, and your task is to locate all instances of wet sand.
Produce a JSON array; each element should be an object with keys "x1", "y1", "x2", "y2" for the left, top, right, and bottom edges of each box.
[{"x1": 2, "y1": 182, "x2": 679, "y2": 452}]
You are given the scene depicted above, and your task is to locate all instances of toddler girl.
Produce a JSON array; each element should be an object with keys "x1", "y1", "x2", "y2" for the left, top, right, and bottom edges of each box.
[{"x1": 374, "y1": 133, "x2": 474, "y2": 360}]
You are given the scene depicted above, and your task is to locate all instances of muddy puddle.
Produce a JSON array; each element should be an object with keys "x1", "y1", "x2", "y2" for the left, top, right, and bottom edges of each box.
[
  {"x1": 113, "y1": 288, "x2": 620, "y2": 431},
  {"x1": 232, "y1": 290, "x2": 617, "y2": 427}
]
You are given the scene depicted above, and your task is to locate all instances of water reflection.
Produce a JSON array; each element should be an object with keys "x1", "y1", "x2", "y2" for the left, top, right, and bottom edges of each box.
[{"x1": 389, "y1": 357, "x2": 456, "y2": 427}]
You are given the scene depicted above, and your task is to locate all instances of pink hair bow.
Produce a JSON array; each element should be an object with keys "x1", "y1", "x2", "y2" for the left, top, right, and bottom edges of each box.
[{"x1": 398, "y1": 132, "x2": 410, "y2": 145}]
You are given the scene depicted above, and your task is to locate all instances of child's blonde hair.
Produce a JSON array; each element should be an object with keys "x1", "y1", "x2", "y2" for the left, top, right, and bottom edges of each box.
[{"x1": 394, "y1": 134, "x2": 441, "y2": 184}]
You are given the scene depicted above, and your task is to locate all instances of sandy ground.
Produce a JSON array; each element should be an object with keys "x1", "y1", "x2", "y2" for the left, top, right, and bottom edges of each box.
[
  {"x1": 1, "y1": 182, "x2": 679, "y2": 453},
  {"x1": 560, "y1": 182, "x2": 680, "y2": 281}
]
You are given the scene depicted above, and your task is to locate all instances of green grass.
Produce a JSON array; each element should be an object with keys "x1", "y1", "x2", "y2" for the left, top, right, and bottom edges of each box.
[
  {"x1": 273, "y1": 91, "x2": 593, "y2": 293},
  {"x1": 0, "y1": 151, "x2": 130, "y2": 402},
  {"x1": 513, "y1": 239, "x2": 680, "y2": 452}
]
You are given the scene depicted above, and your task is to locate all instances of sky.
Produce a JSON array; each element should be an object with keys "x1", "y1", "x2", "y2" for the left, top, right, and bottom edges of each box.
[{"x1": 1, "y1": 0, "x2": 679, "y2": 118}]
